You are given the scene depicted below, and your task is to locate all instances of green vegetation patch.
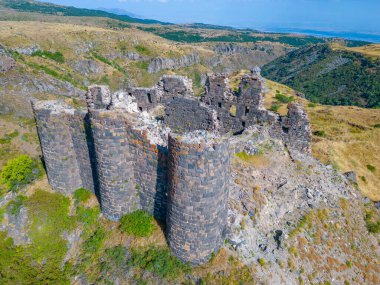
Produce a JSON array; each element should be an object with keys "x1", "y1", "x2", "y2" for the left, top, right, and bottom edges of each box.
[
  {"x1": 32, "y1": 50, "x2": 65, "y2": 63},
  {"x1": 134, "y1": 45, "x2": 153, "y2": 57},
  {"x1": 26, "y1": 189, "x2": 75, "y2": 261},
  {"x1": 262, "y1": 44, "x2": 380, "y2": 108},
  {"x1": 366, "y1": 164, "x2": 376, "y2": 173},
  {"x1": 275, "y1": 92, "x2": 295, "y2": 103},
  {"x1": 6, "y1": 195, "x2": 27, "y2": 216},
  {"x1": 74, "y1": 187, "x2": 92, "y2": 203},
  {"x1": 129, "y1": 246, "x2": 190, "y2": 280},
  {"x1": 120, "y1": 210, "x2": 155, "y2": 237},
  {"x1": 91, "y1": 51, "x2": 128, "y2": 76},
  {"x1": 0, "y1": 130, "x2": 19, "y2": 144},
  {"x1": 0, "y1": 155, "x2": 42, "y2": 192},
  {"x1": 314, "y1": 130, "x2": 326, "y2": 137},
  {"x1": 364, "y1": 210, "x2": 380, "y2": 234}
]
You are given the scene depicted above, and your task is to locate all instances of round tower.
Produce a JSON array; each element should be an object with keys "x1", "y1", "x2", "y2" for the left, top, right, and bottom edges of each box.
[
  {"x1": 32, "y1": 100, "x2": 94, "y2": 195},
  {"x1": 166, "y1": 132, "x2": 230, "y2": 265},
  {"x1": 89, "y1": 109, "x2": 140, "y2": 220}
]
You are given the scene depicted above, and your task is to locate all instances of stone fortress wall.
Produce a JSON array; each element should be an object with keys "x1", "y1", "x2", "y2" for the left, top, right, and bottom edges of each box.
[{"x1": 32, "y1": 68, "x2": 312, "y2": 265}]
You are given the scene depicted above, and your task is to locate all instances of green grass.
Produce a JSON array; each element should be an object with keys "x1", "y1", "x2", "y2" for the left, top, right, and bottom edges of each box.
[
  {"x1": 32, "y1": 50, "x2": 65, "y2": 63},
  {"x1": 129, "y1": 246, "x2": 190, "y2": 280},
  {"x1": 91, "y1": 51, "x2": 128, "y2": 76},
  {"x1": 27, "y1": 189, "x2": 75, "y2": 261},
  {"x1": 0, "y1": 155, "x2": 43, "y2": 193},
  {"x1": 0, "y1": 189, "x2": 74, "y2": 284},
  {"x1": 120, "y1": 210, "x2": 155, "y2": 237},
  {"x1": 134, "y1": 45, "x2": 153, "y2": 57},
  {"x1": 74, "y1": 187, "x2": 92, "y2": 203},
  {"x1": 83, "y1": 229, "x2": 106, "y2": 253},
  {"x1": 6, "y1": 195, "x2": 27, "y2": 216},
  {"x1": 0, "y1": 130, "x2": 19, "y2": 144}
]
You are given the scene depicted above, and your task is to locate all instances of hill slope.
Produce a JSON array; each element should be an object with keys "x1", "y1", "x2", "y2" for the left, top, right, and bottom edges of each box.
[{"x1": 262, "y1": 44, "x2": 380, "y2": 108}]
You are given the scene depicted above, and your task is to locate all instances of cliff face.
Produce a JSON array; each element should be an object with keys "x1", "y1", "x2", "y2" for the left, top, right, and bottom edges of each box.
[{"x1": 148, "y1": 53, "x2": 200, "y2": 73}]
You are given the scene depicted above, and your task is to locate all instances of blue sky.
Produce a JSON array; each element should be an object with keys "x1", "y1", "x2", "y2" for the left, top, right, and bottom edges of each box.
[{"x1": 40, "y1": 0, "x2": 380, "y2": 35}]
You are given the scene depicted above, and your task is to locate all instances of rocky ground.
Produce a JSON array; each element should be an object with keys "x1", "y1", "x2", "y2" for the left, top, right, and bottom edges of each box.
[{"x1": 227, "y1": 125, "x2": 379, "y2": 284}]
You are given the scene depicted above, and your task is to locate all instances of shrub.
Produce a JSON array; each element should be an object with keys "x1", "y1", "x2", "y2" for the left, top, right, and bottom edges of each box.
[
  {"x1": 74, "y1": 188, "x2": 92, "y2": 203},
  {"x1": 314, "y1": 130, "x2": 326, "y2": 137},
  {"x1": 83, "y1": 229, "x2": 106, "y2": 253},
  {"x1": 0, "y1": 155, "x2": 42, "y2": 192},
  {"x1": 129, "y1": 246, "x2": 190, "y2": 280},
  {"x1": 6, "y1": 195, "x2": 27, "y2": 216},
  {"x1": 258, "y1": 258, "x2": 266, "y2": 266},
  {"x1": 308, "y1": 102, "x2": 318, "y2": 107},
  {"x1": 269, "y1": 104, "x2": 280, "y2": 112},
  {"x1": 120, "y1": 210, "x2": 155, "y2": 237},
  {"x1": 366, "y1": 164, "x2": 376, "y2": 172},
  {"x1": 364, "y1": 210, "x2": 380, "y2": 234},
  {"x1": 76, "y1": 205, "x2": 100, "y2": 227},
  {"x1": 373, "y1": 124, "x2": 380, "y2": 128},
  {"x1": 275, "y1": 93, "x2": 294, "y2": 103}
]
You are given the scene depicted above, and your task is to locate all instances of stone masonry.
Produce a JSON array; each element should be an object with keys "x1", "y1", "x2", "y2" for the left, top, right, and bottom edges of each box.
[
  {"x1": 32, "y1": 68, "x2": 312, "y2": 265},
  {"x1": 167, "y1": 133, "x2": 230, "y2": 265},
  {"x1": 33, "y1": 101, "x2": 95, "y2": 195}
]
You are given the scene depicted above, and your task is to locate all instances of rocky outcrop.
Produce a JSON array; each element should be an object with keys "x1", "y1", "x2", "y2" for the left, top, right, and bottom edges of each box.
[
  {"x1": 14, "y1": 44, "x2": 40, "y2": 55},
  {"x1": 70, "y1": 60, "x2": 102, "y2": 76},
  {"x1": 0, "y1": 44, "x2": 16, "y2": 73},
  {"x1": 214, "y1": 43, "x2": 250, "y2": 55},
  {"x1": 148, "y1": 53, "x2": 200, "y2": 73}
]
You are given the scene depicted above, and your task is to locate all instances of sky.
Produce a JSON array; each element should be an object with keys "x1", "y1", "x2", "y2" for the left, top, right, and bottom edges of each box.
[{"x1": 39, "y1": 0, "x2": 380, "y2": 35}]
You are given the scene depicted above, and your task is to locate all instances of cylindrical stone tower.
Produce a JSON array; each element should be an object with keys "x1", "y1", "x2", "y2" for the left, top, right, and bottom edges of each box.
[
  {"x1": 166, "y1": 132, "x2": 230, "y2": 265},
  {"x1": 33, "y1": 100, "x2": 95, "y2": 195},
  {"x1": 127, "y1": 128, "x2": 168, "y2": 221},
  {"x1": 89, "y1": 109, "x2": 140, "y2": 220}
]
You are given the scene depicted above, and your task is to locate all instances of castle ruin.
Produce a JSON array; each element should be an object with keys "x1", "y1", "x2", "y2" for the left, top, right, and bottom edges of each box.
[{"x1": 32, "y1": 68, "x2": 311, "y2": 265}]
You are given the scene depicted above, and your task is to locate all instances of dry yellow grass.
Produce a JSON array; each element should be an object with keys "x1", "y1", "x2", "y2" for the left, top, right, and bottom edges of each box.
[
  {"x1": 331, "y1": 43, "x2": 380, "y2": 59},
  {"x1": 264, "y1": 80, "x2": 380, "y2": 201}
]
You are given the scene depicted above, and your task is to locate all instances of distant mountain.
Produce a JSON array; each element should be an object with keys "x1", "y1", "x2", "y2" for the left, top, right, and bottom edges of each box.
[
  {"x1": 97, "y1": 7, "x2": 142, "y2": 19},
  {"x1": 0, "y1": 0, "x2": 170, "y2": 25},
  {"x1": 262, "y1": 43, "x2": 380, "y2": 108}
]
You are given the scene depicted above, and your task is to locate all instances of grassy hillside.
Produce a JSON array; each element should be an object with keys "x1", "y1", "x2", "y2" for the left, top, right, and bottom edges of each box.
[
  {"x1": 262, "y1": 43, "x2": 380, "y2": 108},
  {"x1": 264, "y1": 79, "x2": 380, "y2": 201},
  {"x1": 0, "y1": 0, "x2": 167, "y2": 25}
]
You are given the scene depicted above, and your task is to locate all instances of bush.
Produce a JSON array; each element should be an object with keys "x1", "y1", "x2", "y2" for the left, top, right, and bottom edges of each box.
[
  {"x1": 366, "y1": 164, "x2": 376, "y2": 172},
  {"x1": 0, "y1": 155, "x2": 42, "y2": 192},
  {"x1": 269, "y1": 104, "x2": 280, "y2": 112},
  {"x1": 364, "y1": 211, "x2": 380, "y2": 234},
  {"x1": 129, "y1": 246, "x2": 190, "y2": 280},
  {"x1": 373, "y1": 124, "x2": 380, "y2": 128},
  {"x1": 83, "y1": 229, "x2": 106, "y2": 253},
  {"x1": 76, "y1": 205, "x2": 100, "y2": 227},
  {"x1": 314, "y1": 130, "x2": 326, "y2": 137},
  {"x1": 74, "y1": 188, "x2": 92, "y2": 203},
  {"x1": 120, "y1": 210, "x2": 155, "y2": 237},
  {"x1": 275, "y1": 93, "x2": 294, "y2": 103},
  {"x1": 308, "y1": 102, "x2": 318, "y2": 107}
]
